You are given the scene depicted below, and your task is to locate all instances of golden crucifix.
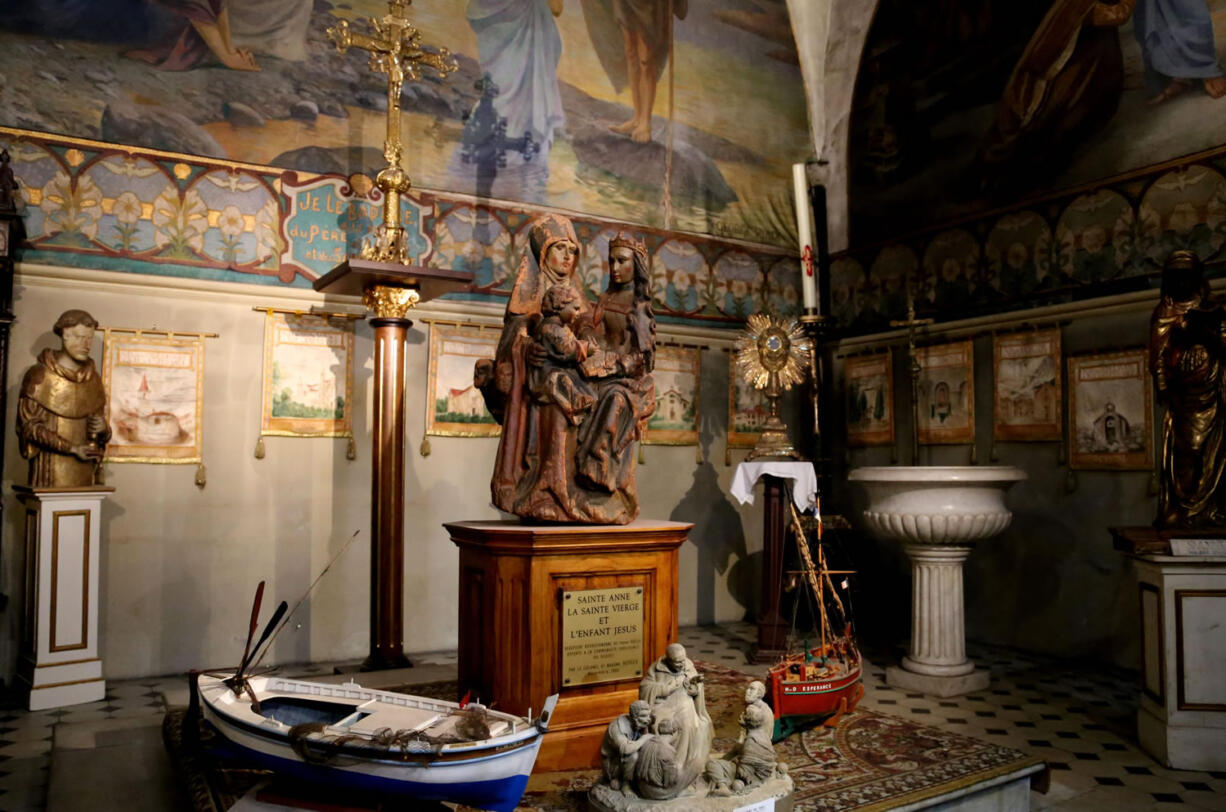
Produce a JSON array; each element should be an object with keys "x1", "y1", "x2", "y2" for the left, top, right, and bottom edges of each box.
[{"x1": 326, "y1": 1, "x2": 457, "y2": 265}]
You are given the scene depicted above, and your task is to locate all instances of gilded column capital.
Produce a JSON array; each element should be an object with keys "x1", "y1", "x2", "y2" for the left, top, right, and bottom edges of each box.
[{"x1": 364, "y1": 284, "x2": 420, "y2": 319}]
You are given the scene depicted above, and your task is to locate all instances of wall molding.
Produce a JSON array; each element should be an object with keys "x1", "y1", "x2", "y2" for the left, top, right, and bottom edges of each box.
[
  {"x1": 832, "y1": 276, "x2": 1226, "y2": 353},
  {"x1": 15, "y1": 262, "x2": 742, "y2": 348}
]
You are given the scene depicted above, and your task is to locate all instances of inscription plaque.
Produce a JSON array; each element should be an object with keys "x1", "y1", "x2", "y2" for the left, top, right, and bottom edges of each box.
[
  {"x1": 1170, "y1": 538, "x2": 1226, "y2": 556},
  {"x1": 561, "y1": 587, "x2": 644, "y2": 687}
]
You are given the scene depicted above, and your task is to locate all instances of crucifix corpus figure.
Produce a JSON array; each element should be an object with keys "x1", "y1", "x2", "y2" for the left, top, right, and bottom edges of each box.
[{"x1": 326, "y1": 0, "x2": 456, "y2": 265}]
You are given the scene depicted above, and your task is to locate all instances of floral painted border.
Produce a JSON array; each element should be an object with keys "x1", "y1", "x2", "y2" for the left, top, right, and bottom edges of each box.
[
  {"x1": 832, "y1": 147, "x2": 1226, "y2": 336},
  {"x1": 1, "y1": 127, "x2": 801, "y2": 329}
]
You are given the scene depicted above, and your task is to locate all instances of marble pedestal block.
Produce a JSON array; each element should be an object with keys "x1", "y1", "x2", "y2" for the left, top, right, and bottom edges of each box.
[
  {"x1": 14, "y1": 486, "x2": 113, "y2": 710},
  {"x1": 1127, "y1": 549, "x2": 1226, "y2": 771}
]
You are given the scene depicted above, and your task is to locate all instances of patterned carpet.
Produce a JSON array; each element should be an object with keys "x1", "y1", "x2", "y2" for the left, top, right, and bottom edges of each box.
[{"x1": 163, "y1": 662, "x2": 1042, "y2": 811}]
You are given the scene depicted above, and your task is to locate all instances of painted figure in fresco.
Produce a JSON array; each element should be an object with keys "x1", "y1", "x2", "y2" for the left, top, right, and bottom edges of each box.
[
  {"x1": 581, "y1": 0, "x2": 689, "y2": 143},
  {"x1": 600, "y1": 700, "x2": 656, "y2": 794},
  {"x1": 125, "y1": 0, "x2": 314, "y2": 70},
  {"x1": 466, "y1": 0, "x2": 565, "y2": 157},
  {"x1": 1135, "y1": 0, "x2": 1226, "y2": 104},
  {"x1": 474, "y1": 214, "x2": 654, "y2": 524},
  {"x1": 17, "y1": 310, "x2": 110, "y2": 488},
  {"x1": 638, "y1": 643, "x2": 711, "y2": 788},
  {"x1": 129, "y1": 0, "x2": 260, "y2": 70},
  {"x1": 1150, "y1": 250, "x2": 1226, "y2": 528},
  {"x1": 979, "y1": 0, "x2": 1134, "y2": 196}
]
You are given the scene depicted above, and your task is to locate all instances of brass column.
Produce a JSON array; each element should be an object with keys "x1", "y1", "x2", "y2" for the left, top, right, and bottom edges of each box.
[{"x1": 363, "y1": 284, "x2": 419, "y2": 670}]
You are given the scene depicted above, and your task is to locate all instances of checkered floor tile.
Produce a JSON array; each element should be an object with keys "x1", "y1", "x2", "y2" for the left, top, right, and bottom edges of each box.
[
  {"x1": 0, "y1": 623, "x2": 1220, "y2": 810},
  {"x1": 673, "y1": 622, "x2": 1226, "y2": 811}
]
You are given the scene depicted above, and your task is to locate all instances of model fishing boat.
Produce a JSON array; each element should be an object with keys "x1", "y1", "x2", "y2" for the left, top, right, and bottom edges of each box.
[
  {"x1": 191, "y1": 672, "x2": 556, "y2": 812},
  {"x1": 187, "y1": 580, "x2": 556, "y2": 812},
  {"x1": 767, "y1": 500, "x2": 864, "y2": 741}
]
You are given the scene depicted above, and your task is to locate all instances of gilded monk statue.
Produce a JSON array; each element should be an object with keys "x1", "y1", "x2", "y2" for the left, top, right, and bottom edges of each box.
[
  {"x1": 17, "y1": 310, "x2": 110, "y2": 488},
  {"x1": 1150, "y1": 251, "x2": 1226, "y2": 529}
]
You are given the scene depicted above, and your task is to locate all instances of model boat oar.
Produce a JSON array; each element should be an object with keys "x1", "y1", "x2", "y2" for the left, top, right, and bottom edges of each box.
[
  {"x1": 245, "y1": 601, "x2": 288, "y2": 678},
  {"x1": 225, "y1": 581, "x2": 265, "y2": 691},
  {"x1": 234, "y1": 599, "x2": 288, "y2": 709}
]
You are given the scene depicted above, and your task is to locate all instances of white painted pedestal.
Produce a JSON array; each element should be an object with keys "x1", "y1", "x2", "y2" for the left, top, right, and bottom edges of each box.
[
  {"x1": 14, "y1": 486, "x2": 113, "y2": 710},
  {"x1": 1131, "y1": 554, "x2": 1226, "y2": 771}
]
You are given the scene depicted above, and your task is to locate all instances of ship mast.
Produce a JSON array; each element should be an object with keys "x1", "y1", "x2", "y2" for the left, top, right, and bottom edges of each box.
[{"x1": 788, "y1": 500, "x2": 853, "y2": 658}]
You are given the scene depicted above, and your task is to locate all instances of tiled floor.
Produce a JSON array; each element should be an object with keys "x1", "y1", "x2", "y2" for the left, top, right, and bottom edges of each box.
[{"x1": 0, "y1": 623, "x2": 1221, "y2": 811}]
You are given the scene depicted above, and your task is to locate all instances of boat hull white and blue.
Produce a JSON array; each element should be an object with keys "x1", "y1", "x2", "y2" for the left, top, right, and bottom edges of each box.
[{"x1": 192, "y1": 673, "x2": 557, "y2": 812}]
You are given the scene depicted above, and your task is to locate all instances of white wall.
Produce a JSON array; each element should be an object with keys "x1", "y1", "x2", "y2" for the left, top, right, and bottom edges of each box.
[{"x1": 1, "y1": 264, "x2": 767, "y2": 680}]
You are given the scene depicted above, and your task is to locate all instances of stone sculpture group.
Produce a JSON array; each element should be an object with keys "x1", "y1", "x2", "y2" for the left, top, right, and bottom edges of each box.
[{"x1": 591, "y1": 644, "x2": 792, "y2": 810}]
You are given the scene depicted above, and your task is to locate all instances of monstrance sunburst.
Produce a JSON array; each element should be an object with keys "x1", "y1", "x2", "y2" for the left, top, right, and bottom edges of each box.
[{"x1": 735, "y1": 314, "x2": 813, "y2": 460}]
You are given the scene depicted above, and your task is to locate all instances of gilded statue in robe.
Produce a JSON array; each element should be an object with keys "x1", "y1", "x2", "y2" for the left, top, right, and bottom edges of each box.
[
  {"x1": 475, "y1": 215, "x2": 655, "y2": 524},
  {"x1": 17, "y1": 310, "x2": 110, "y2": 488},
  {"x1": 1149, "y1": 250, "x2": 1226, "y2": 529}
]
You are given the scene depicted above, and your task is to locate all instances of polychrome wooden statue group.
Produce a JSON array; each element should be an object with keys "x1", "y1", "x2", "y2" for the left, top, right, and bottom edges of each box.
[{"x1": 475, "y1": 214, "x2": 656, "y2": 524}]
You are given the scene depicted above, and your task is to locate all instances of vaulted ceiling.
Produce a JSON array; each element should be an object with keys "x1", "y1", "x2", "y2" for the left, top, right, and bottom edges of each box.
[{"x1": 786, "y1": 0, "x2": 878, "y2": 253}]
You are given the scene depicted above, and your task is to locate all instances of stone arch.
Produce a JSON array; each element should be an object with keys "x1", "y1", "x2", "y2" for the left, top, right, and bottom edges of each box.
[{"x1": 786, "y1": 0, "x2": 881, "y2": 253}]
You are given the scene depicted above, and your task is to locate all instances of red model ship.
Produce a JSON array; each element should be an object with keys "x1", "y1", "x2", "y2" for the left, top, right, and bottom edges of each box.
[{"x1": 766, "y1": 501, "x2": 864, "y2": 741}]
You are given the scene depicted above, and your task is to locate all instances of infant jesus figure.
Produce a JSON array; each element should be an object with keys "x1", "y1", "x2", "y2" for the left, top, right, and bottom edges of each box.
[{"x1": 530, "y1": 283, "x2": 601, "y2": 426}]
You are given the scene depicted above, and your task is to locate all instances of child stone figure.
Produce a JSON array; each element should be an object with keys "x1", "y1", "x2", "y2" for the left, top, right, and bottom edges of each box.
[
  {"x1": 705, "y1": 702, "x2": 782, "y2": 796},
  {"x1": 530, "y1": 282, "x2": 598, "y2": 426}
]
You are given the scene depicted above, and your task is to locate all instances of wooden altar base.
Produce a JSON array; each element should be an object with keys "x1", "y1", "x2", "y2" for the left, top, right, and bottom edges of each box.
[{"x1": 443, "y1": 519, "x2": 692, "y2": 773}]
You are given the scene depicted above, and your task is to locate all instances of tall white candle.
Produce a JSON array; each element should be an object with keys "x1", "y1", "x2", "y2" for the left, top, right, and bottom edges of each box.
[{"x1": 792, "y1": 162, "x2": 818, "y2": 311}]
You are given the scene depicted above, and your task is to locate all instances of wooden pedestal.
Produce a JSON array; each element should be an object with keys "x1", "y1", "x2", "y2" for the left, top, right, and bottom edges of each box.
[
  {"x1": 15, "y1": 486, "x2": 112, "y2": 710},
  {"x1": 443, "y1": 519, "x2": 691, "y2": 772},
  {"x1": 754, "y1": 475, "x2": 789, "y2": 662}
]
